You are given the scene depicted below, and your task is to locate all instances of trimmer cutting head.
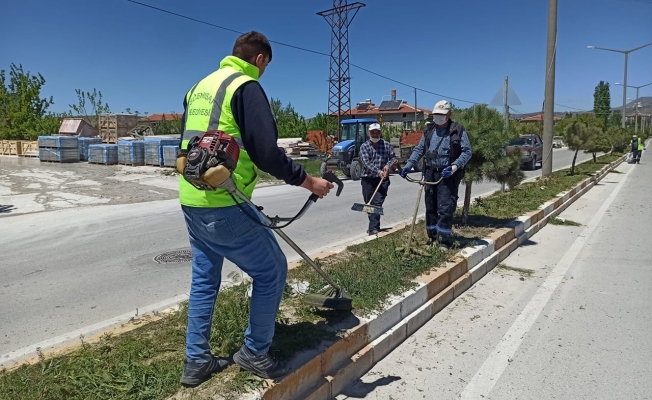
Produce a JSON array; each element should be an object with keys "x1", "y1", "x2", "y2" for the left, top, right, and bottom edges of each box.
[{"x1": 303, "y1": 286, "x2": 353, "y2": 311}]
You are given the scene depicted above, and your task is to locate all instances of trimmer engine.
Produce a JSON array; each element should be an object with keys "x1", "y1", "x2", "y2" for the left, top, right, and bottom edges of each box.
[{"x1": 179, "y1": 131, "x2": 240, "y2": 190}]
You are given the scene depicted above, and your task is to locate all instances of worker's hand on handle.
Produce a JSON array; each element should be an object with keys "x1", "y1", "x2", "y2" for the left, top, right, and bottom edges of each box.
[
  {"x1": 301, "y1": 174, "x2": 334, "y2": 199},
  {"x1": 399, "y1": 166, "x2": 411, "y2": 179},
  {"x1": 379, "y1": 166, "x2": 389, "y2": 179}
]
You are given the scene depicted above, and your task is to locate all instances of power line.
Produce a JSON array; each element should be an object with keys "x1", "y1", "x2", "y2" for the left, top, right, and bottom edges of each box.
[
  {"x1": 125, "y1": 0, "x2": 480, "y2": 105},
  {"x1": 554, "y1": 103, "x2": 588, "y2": 111}
]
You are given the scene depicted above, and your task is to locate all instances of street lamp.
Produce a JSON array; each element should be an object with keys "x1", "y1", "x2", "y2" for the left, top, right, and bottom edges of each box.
[
  {"x1": 614, "y1": 82, "x2": 652, "y2": 132},
  {"x1": 587, "y1": 42, "x2": 652, "y2": 128}
]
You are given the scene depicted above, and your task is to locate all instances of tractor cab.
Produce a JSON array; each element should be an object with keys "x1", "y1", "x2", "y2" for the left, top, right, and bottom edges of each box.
[{"x1": 322, "y1": 118, "x2": 378, "y2": 180}]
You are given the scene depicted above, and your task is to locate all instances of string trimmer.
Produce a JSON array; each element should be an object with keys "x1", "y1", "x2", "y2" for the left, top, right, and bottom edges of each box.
[
  {"x1": 398, "y1": 174, "x2": 443, "y2": 256},
  {"x1": 178, "y1": 131, "x2": 353, "y2": 311}
]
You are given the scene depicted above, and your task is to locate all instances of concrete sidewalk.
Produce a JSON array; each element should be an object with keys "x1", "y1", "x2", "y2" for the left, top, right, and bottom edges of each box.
[{"x1": 336, "y1": 159, "x2": 651, "y2": 399}]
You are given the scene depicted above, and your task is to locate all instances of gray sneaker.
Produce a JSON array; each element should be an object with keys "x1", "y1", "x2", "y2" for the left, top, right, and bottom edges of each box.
[
  {"x1": 233, "y1": 345, "x2": 290, "y2": 380},
  {"x1": 180, "y1": 356, "x2": 231, "y2": 387}
]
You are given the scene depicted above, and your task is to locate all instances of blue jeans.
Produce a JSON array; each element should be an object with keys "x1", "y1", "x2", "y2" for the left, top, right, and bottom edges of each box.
[{"x1": 181, "y1": 203, "x2": 288, "y2": 362}]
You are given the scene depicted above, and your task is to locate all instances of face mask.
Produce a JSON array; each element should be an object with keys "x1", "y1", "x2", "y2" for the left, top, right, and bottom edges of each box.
[
  {"x1": 370, "y1": 137, "x2": 381, "y2": 143},
  {"x1": 434, "y1": 115, "x2": 448, "y2": 125}
]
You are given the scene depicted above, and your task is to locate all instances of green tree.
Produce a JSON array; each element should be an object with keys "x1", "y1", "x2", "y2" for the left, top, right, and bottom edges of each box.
[
  {"x1": 564, "y1": 121, "x2": 598, "y2": 175},
  {"x1": 609, "y1": 110, "x2": 622, "y2": 128},
  {"x1": 69, "y1": 88, "x2": 111, "y2": 129},
  {"x1": 307, "y1": 112, "x2": 337, "y2": 132},
  {"x1": 593, "y1": 81, "x2": 611, "y2": 127},
  {"x1": 270, "y1": 98, "x2": 307, "y2": 139},
  {"x1": 554, "y1": 113, "x2": 575, "y2": 137},
  {"x1": 512, "y1": 121, "x2": 542, "y2": 136},
  {"x1": 605, "y1": 125, "x2": 632, "y2": 153},
  {"x1": 0, "y1": 63, "x2": 55, "y2": 140},
  {"x1": 453, "y1": 104, "x2": 524, "y2": 224},
  {"x1": 152, "y1": 113, "x2": 182, "y2": 135}
]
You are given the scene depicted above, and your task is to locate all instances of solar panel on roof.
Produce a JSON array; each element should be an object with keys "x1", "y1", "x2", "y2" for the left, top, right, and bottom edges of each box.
[
  {"x1": 356, "y1": 103, "x2": 371, "y2": 111},
  {"x1": 378, "y1": 100, "x2": 402, "y2": 111}
]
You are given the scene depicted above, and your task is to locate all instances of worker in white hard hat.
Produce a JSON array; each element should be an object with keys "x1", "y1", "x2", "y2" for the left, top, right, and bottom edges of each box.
[
  {"x1": 358, "y1": 123, "x2": 397, "y2": 235},
  {"x1": 400, "y1": 100, "x2": 472, "y2": 249}
]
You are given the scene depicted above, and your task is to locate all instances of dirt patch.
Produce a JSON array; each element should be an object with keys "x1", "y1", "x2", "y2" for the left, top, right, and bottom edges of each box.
[{"x1": 0, "y1": 156, "x2": 179, "y2": 216}]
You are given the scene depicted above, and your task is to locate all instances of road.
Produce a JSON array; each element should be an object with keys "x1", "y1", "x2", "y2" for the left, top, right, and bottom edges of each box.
[
  {"x1": 0, "y1": 148, "x2": 595, "y2": 363},
  {"x1": 336, "y1": 158, "x2": 651, "y2": 399}
]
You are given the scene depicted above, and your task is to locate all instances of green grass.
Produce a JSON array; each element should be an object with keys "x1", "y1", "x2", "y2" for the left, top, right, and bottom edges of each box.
[
  {"x1": 0, "y1": 153, "x2": 622, "y2": 399},
  {"x1": 0, "y1": 284, "x2": 334, "y2": 400},
  {"x1": 289, "y1": 222, "x2": 447, "y2": 316},
  {"x1": 465, "y1": 153, "x2": 621, "y2": 221}
]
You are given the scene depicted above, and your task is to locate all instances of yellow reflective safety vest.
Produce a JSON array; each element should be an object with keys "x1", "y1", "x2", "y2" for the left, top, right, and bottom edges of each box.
[
  {"x1": 179, "y1": 56, "x2": 260, "y2": 208},
  {"x1": 638, "y1": 139, "x2": 645, "y2": 151}
]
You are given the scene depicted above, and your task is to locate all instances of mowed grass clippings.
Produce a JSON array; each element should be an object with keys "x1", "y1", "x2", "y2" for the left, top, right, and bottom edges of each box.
[{"x1": 548, "y1": 217, "x2": 582, "y2": 227}]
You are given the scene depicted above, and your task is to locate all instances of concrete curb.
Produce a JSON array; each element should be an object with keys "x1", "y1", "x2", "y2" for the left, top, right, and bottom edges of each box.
[{"x1": 262, "y1": 154, "x2": 626, "y2": 400}]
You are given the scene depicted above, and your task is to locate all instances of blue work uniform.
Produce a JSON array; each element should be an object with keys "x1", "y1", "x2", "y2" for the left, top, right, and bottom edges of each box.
[{"x1": 405, "y1": 121, "x2": 472, "y2": 242}]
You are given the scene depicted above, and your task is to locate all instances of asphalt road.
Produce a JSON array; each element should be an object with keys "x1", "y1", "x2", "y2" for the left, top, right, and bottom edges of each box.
[
  {"x1": 0, "y1": 148, "x2": 596, "y2": 361},
  {"x1": 337, "y1": 158, "x2": 651, "y2": 399}
]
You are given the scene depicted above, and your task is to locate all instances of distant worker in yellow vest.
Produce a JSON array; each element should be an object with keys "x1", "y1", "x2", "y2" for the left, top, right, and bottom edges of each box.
[
  {"x1": 177, "y1": 31, "x2": 333, "y2": 387},
  {"x1": 632, "y1": 135, "x2": 646, "y2": 164}
]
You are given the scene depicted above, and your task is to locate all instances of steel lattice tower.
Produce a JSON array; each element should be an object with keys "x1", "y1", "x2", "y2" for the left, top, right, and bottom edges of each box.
[{"x1": 317, "y1": 1, "x2": 365, "y2": 140}]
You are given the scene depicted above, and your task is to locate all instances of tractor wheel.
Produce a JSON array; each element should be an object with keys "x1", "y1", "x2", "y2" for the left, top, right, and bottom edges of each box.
[
  {"x1": 320, "y1": 161, "x2": 327, "y2": 177},
  {"x1": 350, "y1": 160, "x2": 362, "y2": 181}
]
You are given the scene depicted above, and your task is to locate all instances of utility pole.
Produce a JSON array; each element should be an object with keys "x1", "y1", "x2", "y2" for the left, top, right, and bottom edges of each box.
[
  {"x1": 501, "y1": 76, "x2": 509, "y2": 192},
  {"x1": 318, "y1": 1, "x2": 365, "y2": 141},
  {"x1": 615, "y1": 81, "x2": 652, "y2": 133},
  {"x1": 414, "y1": 88, "x2": 418, "y2": 130},
  {"x1": 587, "y1": 42, "x2": 652, "y2": 128},
  {"x1": 542, "y1": 0, "x2": 557, "y2": 177}
]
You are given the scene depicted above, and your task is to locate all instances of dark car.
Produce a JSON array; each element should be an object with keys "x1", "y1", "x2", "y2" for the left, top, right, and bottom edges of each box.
[{"x1": 507, "y1": 134, "x2": 543, "y2": 170}]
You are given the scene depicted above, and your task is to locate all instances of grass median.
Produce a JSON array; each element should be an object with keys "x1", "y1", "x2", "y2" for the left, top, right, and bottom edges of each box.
[{"x1": 0, "y1": 153, "x2": 622, "y2": 400}]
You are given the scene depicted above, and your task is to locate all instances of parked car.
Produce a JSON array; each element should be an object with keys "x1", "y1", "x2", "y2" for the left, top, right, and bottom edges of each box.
[
  {"x1": 507, "y1": 134, "x2": 543, "y2": 170},
  {"x1": 552, "y1": 136, "x2": 565, "y2": 148}
]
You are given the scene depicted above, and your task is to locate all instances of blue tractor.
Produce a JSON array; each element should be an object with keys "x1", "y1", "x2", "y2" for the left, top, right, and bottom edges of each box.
[
  {"x1": 321, "y1": 118, "x2": 377, "y2": 180},
  {"x1": 321, "y1": 118, "x2": 423, "y2": 180}
]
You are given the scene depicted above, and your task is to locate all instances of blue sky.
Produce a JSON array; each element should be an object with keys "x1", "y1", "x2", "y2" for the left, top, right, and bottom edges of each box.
[{"x1": 2, "y1": 0, "x2": 651, "y2": 118}]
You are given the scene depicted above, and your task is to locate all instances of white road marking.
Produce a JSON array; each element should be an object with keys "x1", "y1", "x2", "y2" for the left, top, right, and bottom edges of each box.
[{"x1": 459, "y1": 162, "x2": 634, "y2": 400}]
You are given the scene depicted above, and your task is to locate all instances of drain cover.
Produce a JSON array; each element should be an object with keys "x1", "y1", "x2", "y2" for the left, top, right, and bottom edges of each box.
[{"x1": 154, "y1": 250, "x2": 193, "y2": 264}]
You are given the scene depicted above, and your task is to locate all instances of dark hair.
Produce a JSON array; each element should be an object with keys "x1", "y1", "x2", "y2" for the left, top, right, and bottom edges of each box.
[{"x1": 232, "y1": 31, "x2": 272, "y2": 64}]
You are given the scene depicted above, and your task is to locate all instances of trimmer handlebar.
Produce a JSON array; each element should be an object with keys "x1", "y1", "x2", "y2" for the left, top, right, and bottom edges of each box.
[
  {"x1": 404, "y1": 175, "x2": 443, "y2": 186},
  {"x1": 308, "y1": 170, "x2": 343, "y2": 203}
]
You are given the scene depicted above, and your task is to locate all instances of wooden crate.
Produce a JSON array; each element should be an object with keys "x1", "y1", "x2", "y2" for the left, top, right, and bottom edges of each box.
[
  {"x1": 99, "y1": 114, "x2": 139, "y2": 144},
  {"x1": 1, "y1": 140, "x2": 19, "y2": 155},
  {"x1": 19, "y1": 141, "x2": 38, "y2": 155}
]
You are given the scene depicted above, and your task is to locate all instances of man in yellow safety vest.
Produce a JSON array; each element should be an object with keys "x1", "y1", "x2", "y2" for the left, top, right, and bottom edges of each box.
[{"x1": 177, "y1": 31, "x2": 333, "y2": 387}]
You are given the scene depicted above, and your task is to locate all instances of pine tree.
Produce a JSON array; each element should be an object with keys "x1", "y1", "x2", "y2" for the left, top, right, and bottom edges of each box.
[
  {"x1": 593, "y1": 81, "x2": 611, "y2": 128},
  {"x1": 564, "y1": 121, "x2": 598, "y2": 174},
  {"x1": 452, "y1": 104, "x2": 524, "y2": 224}
]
